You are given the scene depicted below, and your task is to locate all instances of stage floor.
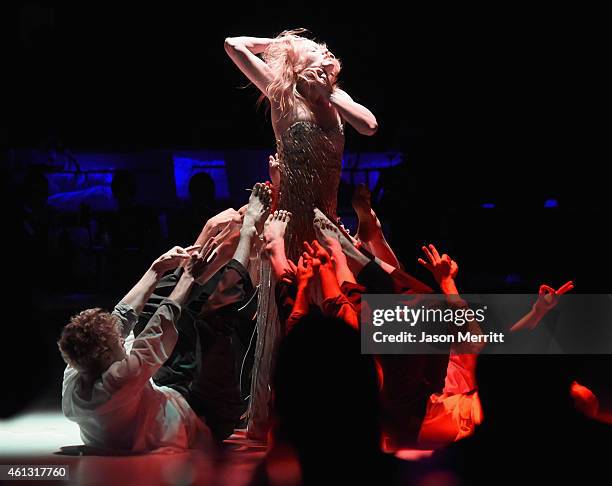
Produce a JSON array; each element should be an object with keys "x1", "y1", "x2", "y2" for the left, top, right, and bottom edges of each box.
[{"x1": 0, "y1": 410, "x2": 267, "y2": 486}]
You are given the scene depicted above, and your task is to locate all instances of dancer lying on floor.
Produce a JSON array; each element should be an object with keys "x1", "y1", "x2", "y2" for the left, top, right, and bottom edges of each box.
[
  {"x1": 58, "y1": 182, "x2": 272, "y2": 452},
  {"x1": 132, "y1": 185, "x2": 270, "y2": 442}
]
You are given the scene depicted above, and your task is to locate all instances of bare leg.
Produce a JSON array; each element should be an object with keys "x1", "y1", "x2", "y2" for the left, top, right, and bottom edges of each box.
[
  {"x1": 234, "y1": 183, "x2": 271, "y2": 268},
  {"x1": 263, "y1": 210, "x2": 292, "y2": 279},
  {"x1": 313, "y1": 211, "x2": 356, "y2": 285},
  {"x1": 313, "y1": 208, "x2": 370, "y2": 277},
  {"x1": 352, "y1": 183, "x2": 400, "y2": 268}
]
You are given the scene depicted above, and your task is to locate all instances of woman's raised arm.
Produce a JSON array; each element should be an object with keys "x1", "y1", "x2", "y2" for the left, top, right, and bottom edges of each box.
[{"x1": 224, "y1": 36, "x2": 275, "y2": 96}]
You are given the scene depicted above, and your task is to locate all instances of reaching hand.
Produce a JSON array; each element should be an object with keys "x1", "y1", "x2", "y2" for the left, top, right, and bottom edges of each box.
[
  {"x1": 418, "y1": 244, "x2": 458, "y2": 284},
  {"x1": 281, "y1": 259, "x2": 298, "y2": 285},
  {"x1": 534, "y1": 280, "x2": 574, "y2": 314},
  {"x1": 185, "y1": 236, "x2": 225, "y2": 283},
  {"x1": 208, "y1": 221, "x2": 241, "y2": 264},
  {"x1": 184, "y1": 251, "x2": 210, "y2": 282},
  {"x1": 302, "y1": 240, "x2": 334, "y2": 268},
  {"x1": 152, "y1": 245, "x2": 201, "y2": 273},
  {"x1": 206, "y1": 208, "x2": 243, "y2": 236},
  {"x1": 310, "y1": 240, "x2": 334, "y2": 269},
  {"x1": 198, "y1": 235, "x2": 219, "y2": 262},
  {"x1": 296, "y1": 254, "x2": 317, "y2": 287}
]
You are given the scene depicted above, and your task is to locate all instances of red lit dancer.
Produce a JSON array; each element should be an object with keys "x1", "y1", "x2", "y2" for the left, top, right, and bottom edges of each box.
[
  {"x1": 225, "y1": 29, "x2": 378, "y2": 438},
  {"x1": 415, "y1": 246, "x2": 576, "y2": 447}
]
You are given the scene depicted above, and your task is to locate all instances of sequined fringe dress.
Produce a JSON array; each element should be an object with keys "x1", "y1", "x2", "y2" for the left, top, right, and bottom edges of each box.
[{"x1": 247, "y1": 120, "x2": 344, "y2": 439}]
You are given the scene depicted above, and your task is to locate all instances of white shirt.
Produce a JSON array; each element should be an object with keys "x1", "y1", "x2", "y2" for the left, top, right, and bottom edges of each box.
[{"x1": 61, "y1": 300, "x2": 212, "y2": 453}]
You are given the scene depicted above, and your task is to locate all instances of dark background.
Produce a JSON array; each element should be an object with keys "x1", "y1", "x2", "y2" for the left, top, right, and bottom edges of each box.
[{"x1": 1, "y1": 4, "x2": 609, "y2": 417}]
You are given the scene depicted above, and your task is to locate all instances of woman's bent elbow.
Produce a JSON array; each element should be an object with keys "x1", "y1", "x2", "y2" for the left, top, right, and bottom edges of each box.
[
  {"x1": 363, "y1": 121, "x2": 378, "y2": 136},
  {"x1": 224, "y1": 37, "x2": 238, "y2": 52}
]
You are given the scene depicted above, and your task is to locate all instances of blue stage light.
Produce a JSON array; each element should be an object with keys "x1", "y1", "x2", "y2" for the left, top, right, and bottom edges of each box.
[{"x1": 544, "y1": 198, "x2": 559, "y2": 208}]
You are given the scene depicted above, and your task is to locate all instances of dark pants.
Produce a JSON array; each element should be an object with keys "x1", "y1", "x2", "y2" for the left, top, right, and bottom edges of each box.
[{"x1": 135, "y1": 260, "x2": 257, "y2": 441}]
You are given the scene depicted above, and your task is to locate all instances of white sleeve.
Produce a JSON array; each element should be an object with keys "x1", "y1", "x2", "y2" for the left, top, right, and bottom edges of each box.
[
  {"x1": 104, "y1": 299, "x2": 181, "y2": 391},
  {"x1": 61, "y1": 365, "x2": 79, "y2": 398}
]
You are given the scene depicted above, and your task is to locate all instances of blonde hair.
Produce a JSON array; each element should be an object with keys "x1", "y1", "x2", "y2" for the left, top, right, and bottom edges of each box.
[{"x1": 258, "y1": 28, "x2": 342, "y2": 119}]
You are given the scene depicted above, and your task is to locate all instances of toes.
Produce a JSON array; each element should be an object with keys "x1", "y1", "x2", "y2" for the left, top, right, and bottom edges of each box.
[{"x1": 259, "y1": 184, "x2": 271, "y2": 208}]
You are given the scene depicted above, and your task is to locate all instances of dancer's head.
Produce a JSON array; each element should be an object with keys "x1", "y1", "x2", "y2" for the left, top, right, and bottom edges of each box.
[
  {"x1": 58, "y1": 309, "x2": 126, "y2": 376},
  {"x1": 259, "y1": 28, "x2": 342, "y2": 118}
]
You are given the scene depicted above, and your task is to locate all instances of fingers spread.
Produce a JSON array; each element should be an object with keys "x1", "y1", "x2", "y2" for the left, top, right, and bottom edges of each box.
[
  {"x1": 429, "y1": 244, "x2": 441, "y2": 261},
  {"x1": 303, "y1": 241, "x2": 315, "y2": 256},
  {"x1": 417, "y1": 257, "x2": 433, "y2": 271},
  {"x1": 421, "y1": 245, "x2": 434, "y2": 264},
  {"x1": 556, "y1": 280, "x2": 575, "y2": 295}
]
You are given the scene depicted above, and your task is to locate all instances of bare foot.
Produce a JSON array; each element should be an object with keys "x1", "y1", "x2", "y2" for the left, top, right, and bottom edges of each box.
[
  {"x1": 313, "y1": 209, "x2": 359, "y2": 285},
  {"x1": 313, "y1": 210, "x2": 344, "y2": 257},
  {"x1": 243, "y1": 183, "x2": 272, "y2": 231},
  {"x1": 264, "y1": 210, "x2": 291, "y2": 248},
  {"x1": 351, "y1": 183, "x2": 379, "y2": 242},
  {"x1": 263, "y1": 210, "x2": 292, "y2": 278},
  {"x1": 313, "y1": 208, "x2": 356, "y2": 255}
]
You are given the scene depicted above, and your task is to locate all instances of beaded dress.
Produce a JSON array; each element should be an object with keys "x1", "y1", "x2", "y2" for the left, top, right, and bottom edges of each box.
[{"x1": 247, "y1": 120, "x2": 345, "y2": 439}]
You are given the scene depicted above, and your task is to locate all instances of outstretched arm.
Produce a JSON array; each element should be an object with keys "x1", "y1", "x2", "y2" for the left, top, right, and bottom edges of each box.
[
  {"x1": 351, "y1": 184, "x2": 399, "y2": 267},
  {"x1": 419, "y1": 244, "x2": 484, "y2": 354},
  {"x1": 111, "y1": 252, "x2": 209, "y2": 387},
  {"x1": 307, "y1": 241, "x2": 359, "y2": 330},
  {"x1": 121, "y1": 245, "x2": 199, "y2": 315},
  {"x1": 224, "y1": 36, "x2": 275, "y2": 96},
  {"x1": 510, "y1": 281, "x2": 574, "y2": 332},
  {"x1": 418, "y1": 244, "x2": 462, "y2": 300},
  {"x1": 285, "y1": 255, "x2": 315, "y2": 334}
]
